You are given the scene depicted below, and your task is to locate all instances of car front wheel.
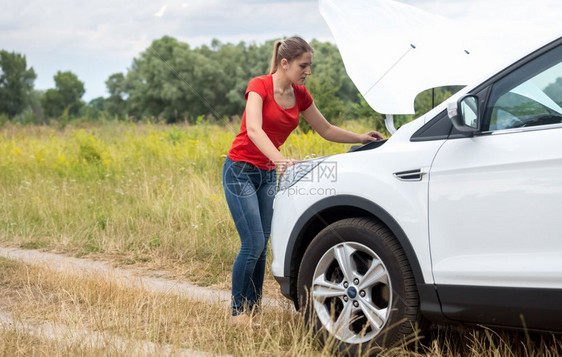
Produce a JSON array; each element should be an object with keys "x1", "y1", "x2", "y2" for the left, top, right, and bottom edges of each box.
[{"x1": 297, "y1": 217, "x2": 421, "y2": 353}]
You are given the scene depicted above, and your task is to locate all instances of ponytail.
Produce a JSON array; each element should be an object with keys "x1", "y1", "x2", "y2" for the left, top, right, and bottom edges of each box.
[
  {"x1": 269, "y1": 37, "x2": 314, "y2": 75},
  {"x1": 270, "y1": 40, "x2": 283, "y2": 74}
]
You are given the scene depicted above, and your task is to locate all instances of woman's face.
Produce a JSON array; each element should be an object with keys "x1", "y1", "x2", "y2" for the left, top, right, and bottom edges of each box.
[{"x1": 283, "y1": 51, "x2": 312, "y2": 85}]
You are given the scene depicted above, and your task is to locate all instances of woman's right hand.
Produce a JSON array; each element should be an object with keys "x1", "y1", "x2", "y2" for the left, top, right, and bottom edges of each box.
[
  {"x1": 275, "y1": 159, "x2": 296, "y2": 175},
  {"x1": 359, "y1": 130, "x2": 384, "y2": 143}
]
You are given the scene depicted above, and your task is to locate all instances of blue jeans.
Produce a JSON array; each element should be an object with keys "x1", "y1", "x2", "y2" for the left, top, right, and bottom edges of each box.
[{"x1": 222, "y1": 157, "x2": 277, "y2": 316}]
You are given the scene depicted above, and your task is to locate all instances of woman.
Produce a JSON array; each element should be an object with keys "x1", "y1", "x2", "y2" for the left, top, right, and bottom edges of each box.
[{"x1": 223, "y1": 36, "x2": 383, "y2": 325}]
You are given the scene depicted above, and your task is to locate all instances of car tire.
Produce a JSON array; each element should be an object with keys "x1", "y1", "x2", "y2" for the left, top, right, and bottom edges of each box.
[{"x1": 297, "y1": 217, "x2": 421, "y2": 354}]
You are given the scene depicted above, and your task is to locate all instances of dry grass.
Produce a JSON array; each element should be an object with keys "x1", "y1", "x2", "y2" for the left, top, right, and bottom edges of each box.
[
  {"x1": 0, "y1": 257, "x2": 344, "y2": 356},
  {"x1": 1, "y1": 257, "x2": 561, "y2": 356},
  {"x1": 0, "y1": 329, "x2": 130, "y2": 357}
]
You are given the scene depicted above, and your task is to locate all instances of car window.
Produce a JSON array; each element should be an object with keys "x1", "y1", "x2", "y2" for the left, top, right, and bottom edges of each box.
[{"x1": 486, "y1": 49, "x2": 562, "y2": 131}]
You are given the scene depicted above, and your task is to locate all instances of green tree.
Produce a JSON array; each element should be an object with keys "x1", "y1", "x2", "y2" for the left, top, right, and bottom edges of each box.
[
  {"x1": 105, "y1": 72, "x2": 127, "y2": 118},
  {"x1": 42, "y1": 89, "x2": 64, "y2": 118},
  {"x1": 27, "y1": 89, "x2": 46, "y2": 124},
  {"x1": 207, "y1": 41, "x2": 248, "y2": 117},
  {"x1": 0, "y1": 50, "x2": 37, "y2": 118},
  {"x1": 115, "y1": 36, "x2": 372, "y2": 124},
  {"x1": 224, "y1": 40, "x2": 272, "y2": 119},
  {"x1": 414, "y1": 86, "x2": 460, "y2": 117},
  {"x1": 351, "y1": 94, "x2": 387, "y2": 134},
  {"x1": 83, "y1": 96, "x2": 106, "y2": 121},
  {"x1": 125, "y1": 36, "x2": 194, "y2": 122},
  {"x1": 88, "y1": 97, "x2": 105, "y2": 111},
  {"x1": 125, "y1": 36, "x2": 240, "y2": 122},
  {"x1": 55, "y1": 71, "x2": 85, "y2": 116},
  {"x1": 309, "y1": 40, "x2": 358, "y2": 105},
  {"x1": 42, "y1": 71, "x2": 85, "y2": 118}
]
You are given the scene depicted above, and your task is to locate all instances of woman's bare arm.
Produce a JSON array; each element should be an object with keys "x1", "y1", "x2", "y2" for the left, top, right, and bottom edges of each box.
[{"x1": 302, "y1": 102, "x2": 383, "y2": 144}]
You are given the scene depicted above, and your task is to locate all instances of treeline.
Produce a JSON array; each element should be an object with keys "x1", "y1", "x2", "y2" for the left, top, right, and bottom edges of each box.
[{"x1": 1, "y1": 36, "x2": 459, "y2": 132}]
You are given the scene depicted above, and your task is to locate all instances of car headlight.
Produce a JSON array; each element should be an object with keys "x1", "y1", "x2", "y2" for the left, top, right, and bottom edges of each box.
[{"x1": 277, "y1": 158, "x2": 327, "y2": 191}]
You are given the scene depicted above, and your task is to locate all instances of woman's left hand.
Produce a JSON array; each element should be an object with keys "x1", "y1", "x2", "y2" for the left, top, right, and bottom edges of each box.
[{"x1": 359, "y1": 130, "x2": 384, "y2": 144}]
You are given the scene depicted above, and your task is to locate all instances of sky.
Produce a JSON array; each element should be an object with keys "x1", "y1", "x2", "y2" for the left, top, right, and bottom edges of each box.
[
  {"x1": 2, "y1": 0, "x2": 561, "y2": 102},
  {"x1": 2, "y1": 0, "x2": 336, "y2": 101}
]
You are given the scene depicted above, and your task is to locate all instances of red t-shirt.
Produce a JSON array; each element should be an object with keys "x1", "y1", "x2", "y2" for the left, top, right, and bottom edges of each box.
[{"x1": 227, "y1": 74, "x2": 313, "y2": 170}]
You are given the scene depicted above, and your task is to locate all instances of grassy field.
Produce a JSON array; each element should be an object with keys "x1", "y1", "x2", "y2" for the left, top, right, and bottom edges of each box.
[
  {"x1": 1, "y1": 121, "x2": 561, "y2": 356},
  {"x1": 0, "y1": 120, "x2": 363, "y2": 287}
]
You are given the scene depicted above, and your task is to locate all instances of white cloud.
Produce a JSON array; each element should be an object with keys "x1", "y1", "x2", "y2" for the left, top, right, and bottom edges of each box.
[
  {"x1": 154, "y1": 4, "x2": 168, "y2": 18},
  {"x1": 1, "y1": 0, "x2": 332, "y2": 99}
]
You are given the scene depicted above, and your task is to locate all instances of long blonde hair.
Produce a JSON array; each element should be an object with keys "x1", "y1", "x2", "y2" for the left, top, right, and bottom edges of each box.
[{"x1": 269, "y1": 36, "x2": 314, "y2": 74}]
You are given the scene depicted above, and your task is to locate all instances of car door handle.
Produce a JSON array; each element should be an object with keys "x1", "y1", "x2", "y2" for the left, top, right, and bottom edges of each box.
[{"x1": 393, "y1": 169, "x2": 426, "y2": 181}]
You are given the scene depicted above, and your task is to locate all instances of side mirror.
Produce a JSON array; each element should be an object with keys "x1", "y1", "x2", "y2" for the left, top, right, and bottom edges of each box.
[{"x1": 447, "y1": 95, "x2": 480, "y2": 133}]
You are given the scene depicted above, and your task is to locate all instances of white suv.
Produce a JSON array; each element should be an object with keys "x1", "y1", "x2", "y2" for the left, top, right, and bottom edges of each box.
[{"x1": 271, "y1": 36, "x2": 562, "y2": 352}]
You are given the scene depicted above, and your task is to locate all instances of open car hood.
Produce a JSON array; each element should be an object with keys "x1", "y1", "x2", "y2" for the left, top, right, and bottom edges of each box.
[{"x1": 319, "y1": 0, "x2": 562, "y2": 115}]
